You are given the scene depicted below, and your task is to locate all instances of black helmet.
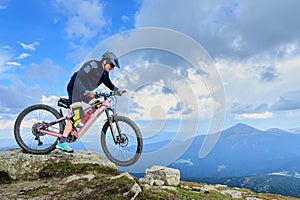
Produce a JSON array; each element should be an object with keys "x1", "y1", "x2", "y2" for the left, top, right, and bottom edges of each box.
[{"x1": 102, "y1": 51, "x2": 120, "y2": 68}]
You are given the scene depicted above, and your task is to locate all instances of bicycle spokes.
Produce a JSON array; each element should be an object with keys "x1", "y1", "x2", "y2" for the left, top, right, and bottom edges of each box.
[
  {"x1": 101, "y1": 116, "x2": 143, "y2": 166},
  {"x1": 14, "y1": 104, "x2": 64, "y2": 154}
]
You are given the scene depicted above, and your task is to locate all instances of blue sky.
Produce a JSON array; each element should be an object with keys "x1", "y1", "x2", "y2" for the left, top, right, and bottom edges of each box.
[{"x1": 1, "y1": 0, "x2": 300, "y2": 144}]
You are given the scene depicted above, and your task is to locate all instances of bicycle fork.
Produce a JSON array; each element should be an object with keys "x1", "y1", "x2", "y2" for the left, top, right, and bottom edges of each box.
[{"x1": 105, "y1": 109, "x2": 123, "y2": 145}]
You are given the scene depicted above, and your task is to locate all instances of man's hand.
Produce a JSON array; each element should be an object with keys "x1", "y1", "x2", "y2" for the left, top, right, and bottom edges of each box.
[
  {"x1": 84, "y1": 90, "x2": 95, "y2": 98},
  {"x1": 117, "y1": 90, "x2": 127, "y2": 96}
]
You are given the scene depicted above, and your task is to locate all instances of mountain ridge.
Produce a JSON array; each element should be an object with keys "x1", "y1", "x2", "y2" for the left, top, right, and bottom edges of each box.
[{"x1": 170, "y1": 122, "x2": 300, "y2": 178}]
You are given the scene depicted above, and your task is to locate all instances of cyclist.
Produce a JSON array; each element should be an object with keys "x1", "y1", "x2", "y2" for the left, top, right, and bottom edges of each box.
[{"x1": 56, "y1": 51, "x2": 125, "y2": 153}]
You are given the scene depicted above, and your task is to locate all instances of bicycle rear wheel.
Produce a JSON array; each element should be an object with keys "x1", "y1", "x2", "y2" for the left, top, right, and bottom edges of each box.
[
  {"x1": 101, "y1": 116, "x2": 143, "y2": 166},
  {"x1": 14, "y1": 104, "x2": 65, "y2": 154}
]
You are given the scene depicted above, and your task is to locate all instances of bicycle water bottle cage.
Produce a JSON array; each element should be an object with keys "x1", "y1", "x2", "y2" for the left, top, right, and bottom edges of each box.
[{"x1": 57, "y1": 98, "x2": 71, "y2": 108}]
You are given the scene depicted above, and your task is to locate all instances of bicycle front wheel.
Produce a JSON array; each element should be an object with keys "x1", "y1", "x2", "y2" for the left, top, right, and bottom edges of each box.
[
  {"x1": 14, "y1": 104, "x2": 65, "y2": 154},
  {"x1": 101, "y1": 116, "x2": 143, "y2": 166}
]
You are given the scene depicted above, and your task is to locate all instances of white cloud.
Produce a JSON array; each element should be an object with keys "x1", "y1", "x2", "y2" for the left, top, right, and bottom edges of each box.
[
  {"x1": 0, "y1": 57, "x2": 7, "y2": 75},
  {"x1": 0, "y1": 119, "x2": 14, "y2": 130},
  {"x1": 235, "y1": 111, "x2": 273, "y2": 120},
  {"x1": 112, "y1": 61, "x2": 214, "y2": 121},
  {"x1": 0, "y1": 47, "x2": 22, "y2": 81},
  {"x1": 216, "y1": 50, "x2": 300, "y2": 115},
  {"x1": 1, "y1": 45, "x2": 11, "y2": 51},
  {"x1": 6, "y1": 61, "x2": 21, "y2": 66},
  {"x1": 133, "y1": 1, "x2": 300, "y2": 122},
  {"x1": 135, "y1": 0, "x2": 300, "y2": 59},
  {"x1": 287, "y1": 110, "x2": 300, "y2": 118},
  {"x1": 217, "y1": 164, "x2": 226, "y2": 172},
  {"x1": 128, "y1": 80, "x2": 179, "y2": 120},
  {"x1": 52, "y1": 0, "x2": 107, "y2": 43},
  {"x1": 17, "y1": 41, "x2": 40, "y2": 51},
  {"x1": 27, "y1": 58, "x2": 66, "y2": 83},
  {"x1": 0, "y1": 79, "x2": 43, "y2": 115},
  {"x1": 0, "y1": 0, "x2": 10, "y2": 10},
  {"x1": 121, "y1": 15, "x2": 130, "y2": 23},
  {"x1": 1, "y1": 45, "x2": 30, "y2": 79},
  {"x1": 15, "y1": 53, "x2": 30, "y2": 60},
  {"x1": 41, "y1": 95, "x2": 60, "y2": 107},
  {"x1": 173, "y1": 158, "x2": 193, "y2": 166}
]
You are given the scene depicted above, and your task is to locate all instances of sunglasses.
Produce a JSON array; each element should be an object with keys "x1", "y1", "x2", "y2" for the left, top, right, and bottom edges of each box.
[{"x1": 109, "y1": 63, "x2": 115, "y2": 69}]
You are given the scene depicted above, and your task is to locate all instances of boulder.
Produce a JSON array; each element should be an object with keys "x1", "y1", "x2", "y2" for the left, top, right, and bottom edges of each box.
[
  {"x1": 142, "y1": 165, "x2": 180, "y2": 186},
  {"x1": 221, "y1": 189, "x2": 243, "y2": 199}
]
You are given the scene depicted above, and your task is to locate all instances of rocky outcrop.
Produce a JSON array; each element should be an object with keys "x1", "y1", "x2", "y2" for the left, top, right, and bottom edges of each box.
[
  {"x1": 0, "y1": 148, "x2": 116, "y2": 180},
  {"x1": 0, "y1": 149, "x2": 139, "y2": 200}
]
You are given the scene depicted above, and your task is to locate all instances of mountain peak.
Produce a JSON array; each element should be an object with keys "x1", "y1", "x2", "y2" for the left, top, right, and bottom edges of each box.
[
  {"x1": 222, "y1": 123, "x2": 262, "y2": 136},
  {"x1": 228, "y1": 123, "x2": 260, "y2": 131}
]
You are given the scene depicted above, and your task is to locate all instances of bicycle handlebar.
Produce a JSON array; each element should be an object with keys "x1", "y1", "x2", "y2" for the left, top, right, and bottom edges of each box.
[{"x1": 95, "y1": 90, "x2": 127, "y2": 99}]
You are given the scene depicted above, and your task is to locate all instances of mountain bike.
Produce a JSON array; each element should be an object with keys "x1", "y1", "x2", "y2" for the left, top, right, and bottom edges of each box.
[{"x1": 14, "y1": 91, "x2": 143, "y2": 166}]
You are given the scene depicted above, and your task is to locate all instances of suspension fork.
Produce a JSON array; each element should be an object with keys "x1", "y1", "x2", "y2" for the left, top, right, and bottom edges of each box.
[{"x1": 105, "y1": 108, "x2": 122, "y2": 143}]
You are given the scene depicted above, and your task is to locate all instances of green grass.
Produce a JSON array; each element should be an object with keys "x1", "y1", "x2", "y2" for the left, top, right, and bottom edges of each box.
[
  {"x1": 0, "y1": 171, "x2": 12, "y2": 184},
  {"x1": 175, "y1": 188, "x2": 236, "y2": 200},
  {"x1": 35, "y1": 161, "x2": 136, "y2": 200},
  {"x1": 25, "y1": 187, "x2": 57, "y2": 197},
  {"x1": 38, "y1": 161, "x2": 119, "y2": 178}
]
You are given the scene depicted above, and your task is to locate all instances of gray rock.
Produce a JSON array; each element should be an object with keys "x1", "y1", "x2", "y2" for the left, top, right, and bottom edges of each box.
[
  {"x1": 221, "y1": 189, "x2": 243, "y2": 199},
  {"x1": 153, "y1": 180, "x2": 165, "y2": 186},
  {"x1": 245, "y1": 197, "x2": 263, "y2": 200},
  {"x1": 64, "y1": 173, "x2": 96, "y2": 183},
  {"x1": 0, "y1": 149, "x2": 116, "y2": 180},
  {"x1": 123, "y1": 183, "x2": 142, "y2": 200},
  {"x1": 200, "y1": 184, "x2": 217, "y2": 191},
  {"x1": 111, "y1": 172, "x2": 135, "y2": 181},
  {"x1": 144, "y1": 165, "x2": 180, "y2": 186},
  {"x1": 160, "y1": 185, "x2": 177, "y2": 191},
  {"x1": 81, "y1": 174, "x2": 96, "y2": 181},
  {"x1": 64, "y1": 174, "x2": 82, "y2": 183}
]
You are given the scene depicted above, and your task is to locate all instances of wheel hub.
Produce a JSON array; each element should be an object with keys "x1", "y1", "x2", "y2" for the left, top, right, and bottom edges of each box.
[
  {"x1": 117, "y1": 134, "x2": 128, "y2": 147},
  {"x1": 32, "y1": 122, "x2": 45, "y2": 137}
]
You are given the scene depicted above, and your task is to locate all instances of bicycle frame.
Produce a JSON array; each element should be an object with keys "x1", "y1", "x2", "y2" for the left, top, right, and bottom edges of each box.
[{"x1": 37, "y1": 99, "x2": 114, "y2": 140}]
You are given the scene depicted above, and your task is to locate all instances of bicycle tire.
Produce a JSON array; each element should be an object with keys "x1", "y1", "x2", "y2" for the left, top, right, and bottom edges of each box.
[
  {"x1": 101, "y1": 115, "x2": 143, "y2": 166},
  {"x1": 14, "y1": 104, "x2": 65, "y2": 154}
]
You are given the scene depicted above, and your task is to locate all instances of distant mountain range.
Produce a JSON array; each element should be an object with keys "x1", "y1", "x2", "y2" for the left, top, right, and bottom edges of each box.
[
  {"x1": 165, "y1": 123, "x2": 300, "y2": 198},
  {"x1": 185, "y1": 173, "x2": 300, "y2": 198},
  {"x1": 169, "y1": 123, "x2": 300, "y2": 178}
]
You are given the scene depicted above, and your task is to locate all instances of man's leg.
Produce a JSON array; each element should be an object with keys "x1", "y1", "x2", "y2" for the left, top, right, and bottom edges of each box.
[
  {"x1": 56, "y1": 102, "x2": 84, "y2": 153},
  {"x1": 57, "y1": 76, "x2": 82, "y2": 153},
  {"x1": 56, "y1": 121, "x2": 74, "y2": 153},
  {"x1": 62, "y1": 121, "x2": 73, "y2": 138}
]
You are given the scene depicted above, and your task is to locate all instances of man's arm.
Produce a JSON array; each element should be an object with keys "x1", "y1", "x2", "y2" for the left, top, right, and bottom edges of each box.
[{"x1": 103, "y1": 73, "x2": 118, "y2": 91}]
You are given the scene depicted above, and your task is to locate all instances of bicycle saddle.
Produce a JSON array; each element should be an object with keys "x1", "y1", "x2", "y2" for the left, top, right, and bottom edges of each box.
[{"x1": 57, "y1": 98, "x2": 70, "y2": 108}]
